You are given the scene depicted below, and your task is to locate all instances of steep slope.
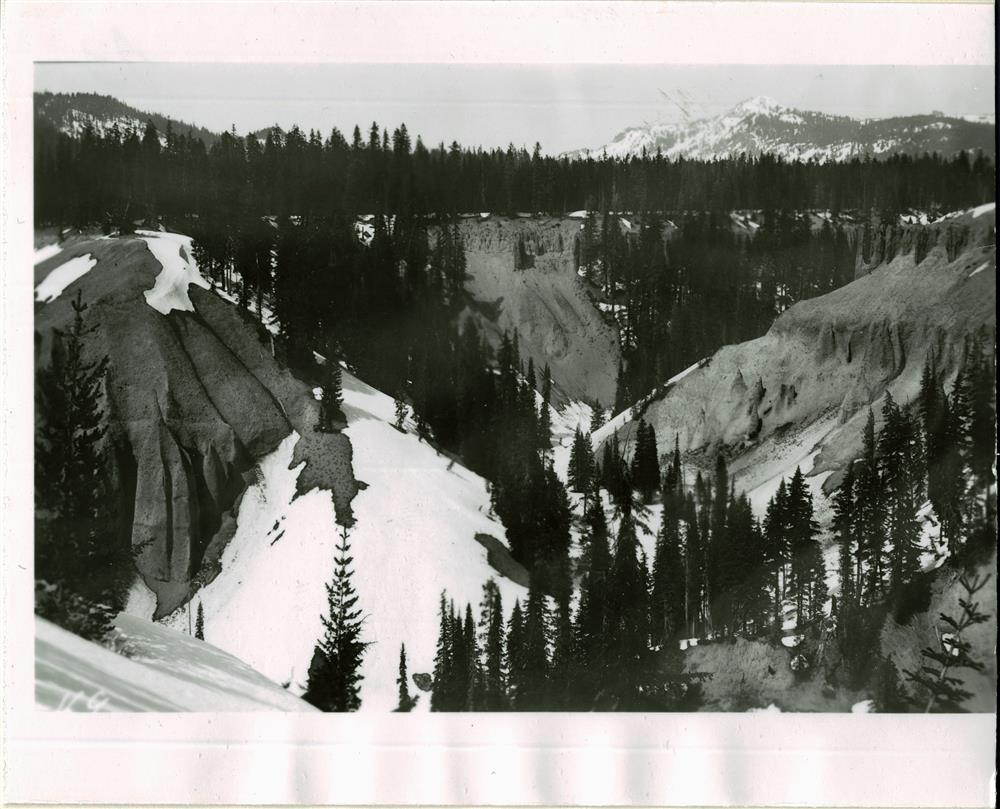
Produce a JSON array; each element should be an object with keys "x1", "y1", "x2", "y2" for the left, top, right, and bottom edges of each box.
[
  {"x1": 34, "y1": 232, "x2": 358, "y2": 617},
  {"x1": 598, "y1": 205, "x2": 996, "y2": 507},
  {"x1": 36, "y1": 614, "x2": 316, "y2": 711},
  {"x1": 133, "y1": 369, "x2": 528, "y2": 711},
  {"x1": 565, "y1": 96, "x2": 996, "y2": 162},
  {"x1": 457, "y1": 215, "x2": 621, "y2": 406}
]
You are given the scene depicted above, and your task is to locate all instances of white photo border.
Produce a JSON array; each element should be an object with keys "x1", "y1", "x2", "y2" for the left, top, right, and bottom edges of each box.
[{"x1": 2, "y1": 2, "x2": 996, "y2": 805}]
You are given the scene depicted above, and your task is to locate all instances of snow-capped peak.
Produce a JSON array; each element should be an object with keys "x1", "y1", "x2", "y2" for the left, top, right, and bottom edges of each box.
[
  {"x1": 732, "y1": 95, "x2": 785, "y2": 116},
  {"x1": 563, "y1": 97, "x2": 996, "y2": 163}
]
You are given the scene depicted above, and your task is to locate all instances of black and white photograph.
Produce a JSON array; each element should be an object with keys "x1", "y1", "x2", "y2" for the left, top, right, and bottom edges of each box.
[{"x1": 2, "y1": 2, "x2": 996, "y2": 806}]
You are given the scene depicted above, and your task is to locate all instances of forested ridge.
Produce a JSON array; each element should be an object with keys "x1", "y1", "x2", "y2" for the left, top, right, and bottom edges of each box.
[{"x1": 34, "y1": 114, "x2": 995, "y2": 225}]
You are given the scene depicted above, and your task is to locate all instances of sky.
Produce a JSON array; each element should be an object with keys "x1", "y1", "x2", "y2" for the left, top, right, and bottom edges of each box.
[{"x1": 35, "y1": 63, "x2": 996, "y2": 154}]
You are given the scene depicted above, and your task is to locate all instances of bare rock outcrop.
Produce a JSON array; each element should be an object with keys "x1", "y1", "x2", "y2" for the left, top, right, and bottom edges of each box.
[
  {"x1": 35, "y1": 236, "x2": 358, "y2": 617},
  {"x1": 607, "y1": 208, "x2": 996, "y2": 490},
  {"x1": 455, "y1": 216, "x2": 621, "y2": 406}
]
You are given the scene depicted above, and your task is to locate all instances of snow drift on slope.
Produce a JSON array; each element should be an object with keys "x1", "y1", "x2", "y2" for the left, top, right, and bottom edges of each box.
[
  {"x1": 34, "y1": 243, "x2": 64, "y2": 265},
  {"x1": 139, "y1": 230, "x2": 210, "y2": 315},
  {"x1": 35, "y1": 254, "x2": 98, "y2": 303}
]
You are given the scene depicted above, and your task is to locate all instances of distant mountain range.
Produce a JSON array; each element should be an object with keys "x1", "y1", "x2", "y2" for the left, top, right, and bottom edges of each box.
[
  {"x1": 34, "y1": 92, "x2": 221, "y2": 146},
  {"x1": 35, "y1": 91, "x2": 996, "y2": 163},
  {"x1": 562, "y1": 96, "x2": 996, "y2": 162}
]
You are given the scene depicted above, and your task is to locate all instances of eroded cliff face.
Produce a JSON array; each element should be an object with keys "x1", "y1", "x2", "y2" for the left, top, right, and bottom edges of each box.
[
  {"x1": 454, "y1": 216, "x2": 621, "y2": 406},
  {"x1": 605, "y1": 208, "x2": 996, "y2": 493},
  {"x1": 34, "y1": 236, "x2": 358, "y2": 617}
]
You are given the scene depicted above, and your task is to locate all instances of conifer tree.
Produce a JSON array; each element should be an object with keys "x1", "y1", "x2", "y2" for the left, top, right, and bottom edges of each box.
[
  {"x1": 651, "y1": 491, "x2": 685, "y2": 645},
  {"x1": 35, "y1": 290, "x2": 129, "y2": 640},
  {"x1": 396, "y1": 643, "x2": 416, "y2": 712},
  {"x1": 431, "y1": 593, "x2": 453, "y2": 711},
  {"x1": 538, "y1": 364, "x2": 553, "y2": 456},
  {"x1": 857, "y1": 409, "x2": 886, "y2": 602},
  {"x1": 463, "y1": 603, "x2": 481, "y2": 710},
  {"x1": 879, "y1": 393, "x2": 921, "y2": 586},
  {"x1": 394, "y1": 395, "x2": 409, "y2": 431},
  {"x1": 516, "y1": 576, "x2": 551, "y2": 710},
  {"x1": 477, "y1": 579, "x2": 507, "y2": 711},
  {"x1": 607, "y1": 493, "x2": 650, "y2": 704},
  {"x1": 630, "y1": 419, "x2": 661, "y2": 502},
  {"x1": 505, "y1": 598, "x2": 526, "y2": 708},
  {"x1": 304, "y1": 524, "x2": 367, "y2": 712},
  {"x1": 318, "y1": 355, "x2": 346, "y2": 431},
  {"x1": 833, "y1": 462, "x2": 858, "y2": 611},
  {"x1": 195, "y1": 601, "x2": 205, "y2": 640}
]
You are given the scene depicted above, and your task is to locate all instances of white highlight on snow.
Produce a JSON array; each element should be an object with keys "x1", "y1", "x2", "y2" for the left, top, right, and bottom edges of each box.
[
  {"x1": 34, "y1": 243, "x2": 64, "y2": 265},
  {"x1": 851, "y1": 699, "x2": 874, "y2": 714},
  {"x1": 781, "y1": 634, "x2": 804, "y2": 648},
  {"x1": 139, "y1": 230, "x2": 209, "y2": 315},
  {"x1": 34, "y1": 254, "x2": 98, "y2": 303},
  {"x1": 35, "y1": 615, "x2": 315, "y2": 712},
  {"x1": 969, "y1": 261, "x2": 991, "y2": 278},
  {"x1": 972, "y1": 202, "x2": 996, "y2": 219}
]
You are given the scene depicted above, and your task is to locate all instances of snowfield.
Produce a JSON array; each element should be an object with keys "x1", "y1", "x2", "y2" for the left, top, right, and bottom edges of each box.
[
  {"x1": 36, "y1": 615, "x2": 315, "y2": 711},
  {"x1": 145, "y1": 369, "x2": 527, "y2": 711},
  {"x1": 35, "y1": 254, "x2": 98, "y2": 303},
  {"x1": 139, "y1": 230, "x2": 210, "y2": 315}
]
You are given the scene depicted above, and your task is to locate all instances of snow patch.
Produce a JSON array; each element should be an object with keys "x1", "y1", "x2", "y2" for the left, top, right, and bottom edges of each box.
[
  {"x1": 35, "y1": 254, "x2": 98, "y2": 303},
  {"x1": 34, "y1": 243, "x2": 64, "y2": 265},
  {"x1": 851, "y1": 699, "x2": 874, "y2": 714},
  {"x1": 969, "y1": 261, "x2": 991, "y2": 279},
  {"x1": 139, "y1": 230, "x2": 209, "y2": 315},
  {"x1": 972, "y1": 202, "x2": 996, "y2": 219}
]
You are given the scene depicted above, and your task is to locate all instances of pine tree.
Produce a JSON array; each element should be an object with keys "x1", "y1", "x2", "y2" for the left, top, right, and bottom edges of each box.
[
  {"x1": 905, "y1": 573, "x2": 991, "y2": 712},
  {"x1": 651, "y1": 491, "x2": 685, "y2": 646},
  {"x1": 318, "y1": 355, "x2": 346, "y2": 431},
  {"x1": 35, "y1": 290, "x2": 129, "y2": 640},
  {"x1": 606, "y1": 493, "x2": 650, "y2": 705},
  {"x1": 195, "y1": 601, "x2": 205, "y2": 640},
  {"x1": 431, "y1": 593, "x2": 453, "y2": 711},
  {"x1": 477, "y1": 579, "x2": 507, "y2": 711},
  {"x1": 879, "y1": 393, "x2": 921, "y2": 587},
  {"x1": 396, "y1": 643, "x2": 416, "y2": 711},
  {"x1": 857, "y1": 409, "x2": 886, "y2": 602},
  {"x1": 833, "y1": 462, "x2": 858, "y2": 611},
  {"x1": 394, "y1": 395, "x2": 409, "y2": 431},
  {"x1": 505, "y1": 598, "x2": 526, "y2": 708},
  {"x1": 589, "y1": 403, "x2": 606, "y2": 434},
  {"x1": 516, "y1": 576, "x2": 551, "y2": 709},
  {"x1": 538, "y1": 364, "x2": 553, "y2": 456},
  {"x1": 303, "y1": 524, "x2": 367, "y2": 712},
  {"x1": 630, "y1": 419, "x2": 661, "y2": 503}
]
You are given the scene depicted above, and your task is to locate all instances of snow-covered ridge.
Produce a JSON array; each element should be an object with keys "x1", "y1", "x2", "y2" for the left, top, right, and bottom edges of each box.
[{"x1": 564, "y1": 95, "x2": 996, "y2": 163}]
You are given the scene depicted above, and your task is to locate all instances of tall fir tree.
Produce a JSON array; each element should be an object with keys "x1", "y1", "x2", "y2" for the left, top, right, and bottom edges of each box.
[
  {"x1": 396, "y1": 643, "x2": 416, "y2": 712},
  {"x1": 304, "y1": 524, "x2": 367, "y2": 711}
]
